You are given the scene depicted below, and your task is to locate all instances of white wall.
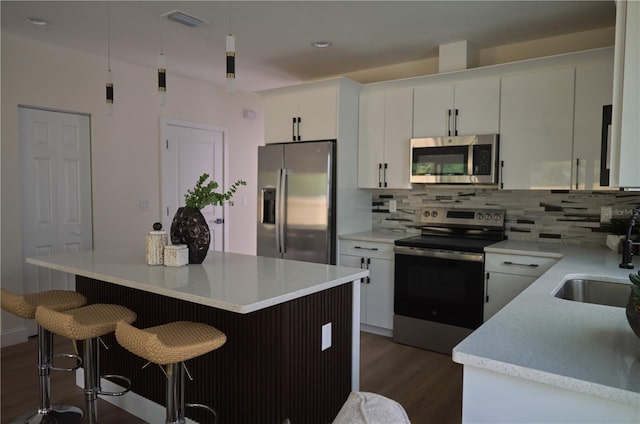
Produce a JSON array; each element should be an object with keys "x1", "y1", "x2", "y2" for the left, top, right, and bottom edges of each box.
[{"x1": 1, "y1": 33, "x2": 262, "y2": 343}]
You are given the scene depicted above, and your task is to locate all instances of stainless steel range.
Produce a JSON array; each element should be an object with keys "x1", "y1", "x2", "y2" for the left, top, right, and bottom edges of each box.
[{"x1": 393, "y1": 206, "x2": 505, "y2": 354}]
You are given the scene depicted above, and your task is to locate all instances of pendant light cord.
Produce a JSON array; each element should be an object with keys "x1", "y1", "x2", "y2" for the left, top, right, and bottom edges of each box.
[{"x1": 107, "y1": 0, "x2": 111, "y2": 71}]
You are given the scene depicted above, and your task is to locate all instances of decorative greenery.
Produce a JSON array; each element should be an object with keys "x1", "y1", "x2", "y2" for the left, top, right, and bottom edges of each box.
[
  {"x1": 629, "y1": 270, "x2": 640, "y2": 310},
  {"x1": 184, "y1": 173, "x2": 246, "y2": 209}
]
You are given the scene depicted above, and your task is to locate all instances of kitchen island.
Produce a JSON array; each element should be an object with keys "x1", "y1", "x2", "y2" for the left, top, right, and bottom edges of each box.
[
  {"x1": 27, "y1": 250, "x2": 368, "y2": 424},
  {"x1": 453, "y1": 241, "x2": 640, "y2": 423}
]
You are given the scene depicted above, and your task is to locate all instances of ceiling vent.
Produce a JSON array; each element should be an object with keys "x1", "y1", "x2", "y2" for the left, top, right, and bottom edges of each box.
[{"x1": 164, "y1": 10, "x2": 210, "y2": 27}]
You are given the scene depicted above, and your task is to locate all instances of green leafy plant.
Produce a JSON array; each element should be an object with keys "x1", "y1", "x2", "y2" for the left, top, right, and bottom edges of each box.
[
  {"x1": 629, "y1": 270, "x2": 640, "y2": 310},
  {"x1": 184, "y1": 173, "x2": 246, "y2": 209}
]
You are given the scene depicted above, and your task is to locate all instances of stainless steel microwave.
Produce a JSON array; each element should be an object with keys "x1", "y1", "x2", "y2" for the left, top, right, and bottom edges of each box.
[{"x1": 410, "y1": 134, "x2": 499, "y2": 184}]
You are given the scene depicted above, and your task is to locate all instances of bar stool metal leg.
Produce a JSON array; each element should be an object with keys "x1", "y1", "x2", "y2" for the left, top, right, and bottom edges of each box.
[
  {"x1": 82, "y1": 337, "x2": 99, "y2": 424},
  {"x1": 9, "y1": 325, "x2": 83, "y2": 424},
  {"x1": 165, "y1": 362, "x2": 184, "y2": 424}
]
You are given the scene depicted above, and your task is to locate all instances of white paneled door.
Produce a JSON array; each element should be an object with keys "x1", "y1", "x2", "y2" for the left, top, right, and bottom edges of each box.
[
  {"x1": 19, "y1": 107, "x2": 92, "y2": 333},
  {"x1": 161, "y1": 121, "x2": 225, "y2": 252}
]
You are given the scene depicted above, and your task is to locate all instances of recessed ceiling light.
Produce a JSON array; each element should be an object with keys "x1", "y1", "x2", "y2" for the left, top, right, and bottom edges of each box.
[
  {"x1": 311, "y1": 41, "x2": 332, "y2": 49},
  {"x1": 26, "y1": 17, "x2": 49, "y2": 26}
]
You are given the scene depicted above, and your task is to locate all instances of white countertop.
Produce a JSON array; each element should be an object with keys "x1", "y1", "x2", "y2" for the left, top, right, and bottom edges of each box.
[
  {"x1": 453, "y1": 240, "x2": 640, "y2": 407},
  {"x1": 27, "y1": 250, "x2": 368, "y2": 314}
]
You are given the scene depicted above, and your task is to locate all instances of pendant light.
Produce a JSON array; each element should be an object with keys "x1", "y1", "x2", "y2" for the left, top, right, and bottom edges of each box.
[
  {"x1": 226, "y1": 1, "x2": 235, "y2": 94},
  {"x1": 226, "y1": 34, "x2": 235, "y2": 94},
  {"x1": 105, "y1": 0, "x2": 113, "y2": 116},
  {"x1": 158, "y1": 17, "x2": 167, "y2": 105}
]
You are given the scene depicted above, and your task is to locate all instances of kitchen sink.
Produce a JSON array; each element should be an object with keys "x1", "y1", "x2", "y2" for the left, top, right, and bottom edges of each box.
[{"x1": 554, "y1": 278, "x2": 631, "y2": 308}]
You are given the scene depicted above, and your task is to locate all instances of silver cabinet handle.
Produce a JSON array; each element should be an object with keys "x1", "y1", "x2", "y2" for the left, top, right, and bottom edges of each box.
[
  {"x1": 447, "y1": 109, "x2": 452, "y2": 136},
  {"x1": 354, "y1": 246, "x2": 379, "y2": 251},
  {"x1": 575, "y1": 157, "x2": 580, "y2": 190},
  {"x1": 378, "y1": 163, "x2": 383, "y2": 188},
  {"x1": 503, "y1": 261, "x2": 539, "y2": 268}
]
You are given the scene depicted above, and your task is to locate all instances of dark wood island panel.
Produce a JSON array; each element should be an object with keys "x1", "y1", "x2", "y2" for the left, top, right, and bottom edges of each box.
[{"x1": 77, "y1": 276, "x2": 353, "y2": 423}]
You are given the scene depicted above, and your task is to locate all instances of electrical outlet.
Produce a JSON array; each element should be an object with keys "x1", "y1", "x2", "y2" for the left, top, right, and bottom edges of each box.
[
  {"x1": 321, "y1": 323, "x2": 332, "y2": 351},
  {"x1": 139, "y1": 199, "x2": 151, "y2": 211},
  {"x1": 389, "y1": 200, "x2": 397, "y2": 213}
]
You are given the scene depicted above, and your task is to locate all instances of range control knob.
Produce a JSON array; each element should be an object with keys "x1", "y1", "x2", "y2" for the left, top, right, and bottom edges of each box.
[
  {"x1": 432, "y1": 211, "x2": 438, "y2": 218},
  {"x1": 494, "y1": 213, "x2": 502, "y2": 221},
  {"x1": 477, "y1": 213, "x2": 484, "y2": 220},
  {"x1": 423, "y1": 210, "x2": 430, "y2": 218}
]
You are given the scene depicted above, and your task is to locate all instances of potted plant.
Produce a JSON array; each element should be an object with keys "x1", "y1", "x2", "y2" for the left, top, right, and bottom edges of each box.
[
  {"x1": 170, "y1": 173, "x2": 246, "y2": 264},
  {"x1": 627, "y1": 271, "x2": 640, "y2": 338}
]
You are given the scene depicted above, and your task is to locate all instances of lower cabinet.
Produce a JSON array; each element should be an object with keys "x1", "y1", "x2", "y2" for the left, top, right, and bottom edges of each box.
[
  {"x1": 484, "y1": 252, "x2": 559, "y2": 321},
  {"x1": 340, "y1": 240, "x2": 394, "y2": 334}
]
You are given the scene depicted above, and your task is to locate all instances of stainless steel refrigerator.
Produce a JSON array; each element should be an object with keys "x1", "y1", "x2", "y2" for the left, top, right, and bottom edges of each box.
[{"x1": 257, "y1": 140, "x2": 336, "y2": 264}]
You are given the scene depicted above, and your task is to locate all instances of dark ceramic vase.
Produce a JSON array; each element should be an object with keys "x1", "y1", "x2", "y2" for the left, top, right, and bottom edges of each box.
[
  {"x1": 626, "y1": 291, "x2": 640, "y2": 339},
  {"x1": 170, "y1": 207, "x2": 210, "y2": 264}
]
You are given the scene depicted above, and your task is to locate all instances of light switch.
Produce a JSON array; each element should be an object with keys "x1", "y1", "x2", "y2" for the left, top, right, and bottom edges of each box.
[
  {"x1": 321, "y1": 322, "x2": 332, "y2": 351},
  {"x1": 139, "y1": 200, "x2": 151, "y2": 211}
]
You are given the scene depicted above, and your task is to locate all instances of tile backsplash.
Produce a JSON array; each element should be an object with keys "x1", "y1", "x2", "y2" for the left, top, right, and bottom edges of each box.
[{"x1": 372, "y1": 188, "x2": 640, "y2": 247}]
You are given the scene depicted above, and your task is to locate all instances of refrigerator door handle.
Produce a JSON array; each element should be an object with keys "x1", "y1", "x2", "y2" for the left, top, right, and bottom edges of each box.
[
  {"x1": 278, "y1": 168, "x2": 288, "y2": 254},
  {"x1": 275, "y1": 169, "x2": 282, "y2": 253}
]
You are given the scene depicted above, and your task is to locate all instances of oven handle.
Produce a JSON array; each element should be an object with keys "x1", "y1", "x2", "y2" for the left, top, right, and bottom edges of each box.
[{"x1": 394, "y1": 246, "x2": 483, "y2": 262}]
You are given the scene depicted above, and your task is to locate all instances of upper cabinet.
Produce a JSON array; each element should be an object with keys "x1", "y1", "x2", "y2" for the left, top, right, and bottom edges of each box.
[
  {"x1": 358, "y1": 88, "x2": 413, "y2": 189},
  {"x1": 573, "y1": 60, "x2": 614, "y2": 190},
  {"x1": 264, "y1": 86, "x2": 337, "y2": 143},
  {"x1": 499, "y1": 68, "x2": 576, "y2": 190},
  {"x1": 610, "y1": 0, "x2": 640, "y2": 188},
  {"x1": 413, "y1": 77, "x2": 500, "y2": 137}
]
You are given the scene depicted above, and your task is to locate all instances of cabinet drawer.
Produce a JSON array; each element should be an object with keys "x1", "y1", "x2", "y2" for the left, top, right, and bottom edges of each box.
[
  {"x1": 340, "y1": 240, "x2": 394, "y2": 260},
  {"x1": 486, "y1": 253, "x2": 558, "y2": 277}
]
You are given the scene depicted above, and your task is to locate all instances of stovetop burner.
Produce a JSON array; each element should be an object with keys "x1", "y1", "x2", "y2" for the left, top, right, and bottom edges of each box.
[{"x1": 395, "y1": 234, "x2": 500, "y2": 253}]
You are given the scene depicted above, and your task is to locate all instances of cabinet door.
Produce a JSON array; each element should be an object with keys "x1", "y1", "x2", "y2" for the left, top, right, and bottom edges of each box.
[
  {"x1": 297, "y1": 87, "x2": 337, "y2": 141},
  {"x1": 484, "y1": 272, "x2": 536, "y2": 321},
  {"x1": 454, "y1": 77, "x2": 500, "y2": 135},
  {"x1": 383, "y1": 88, "x2": 413, "y2": 189},
  {"x1": 573, "y1": 60, "x2": 614, "y2": 190},
  {"x1": 413, "y1": 83, "x2": 454, "y2": 136},
  {"x1": 500, "y1": 68, "x2": 575, "y2": 189},
  {"x1": 611, "y1": 0, "x2": 640, "y2": 187},
  {"x1": 264, "y1": 92, "x2": 298, "y2": 143},
  {"x1": 365, "y1": 258, "x2": 394, "y2": 330},
  {"x1": 339, "y1": 254, "x2": 367, "y2": 323},
  {"x1": 358, "y1": 91, "x2": 386, "y2": 188}
]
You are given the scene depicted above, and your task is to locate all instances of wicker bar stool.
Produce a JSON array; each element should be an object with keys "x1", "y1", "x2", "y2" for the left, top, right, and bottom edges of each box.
[
  {"x1": 35, "y1": 303, "x2": 137, "y2": 424},
  {"x1": 1, "y1": 288, "x2": 87, "y2": 424},
  {"x1": 115, "y1": 320, "x2": 227, "y2": 424}
]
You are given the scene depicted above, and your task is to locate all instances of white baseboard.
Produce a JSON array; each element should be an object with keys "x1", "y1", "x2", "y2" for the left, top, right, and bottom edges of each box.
[
  {"x1": 360, "y1": 324, "x2": 393, "y2": 338},
  {"x1": 75, "y1": 369, "x2": 196, "y2": 424},
  {"x1": 0, "y1": 326, "x2": 29, "y2": 348}
]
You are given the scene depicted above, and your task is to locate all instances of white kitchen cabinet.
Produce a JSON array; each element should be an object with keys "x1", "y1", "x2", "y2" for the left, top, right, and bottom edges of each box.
[
  {"x1": 484, "y1": 252, "x2": 558, "y2": 321},
  {"x1": 340, "y1": 240, "x2": 395, "y2": 334},
  {"x1": 413, "y1": 77, "x2": 500, "y2": 137},
  {"x1": 263, "y1": 86, "x2": 337, "y2": 143},
  {"x1": 358, "y1": 88, "x2": 413, "y2": 189},
  {"x1": 499, "y1": 67, "x2": 575, "y2": 189},
  {"x1": 573, "y1": 60, "x2": 614, "y2": 190},
  {"x1": 610, "y1": 0, "x2": 640, "y2": 188}
]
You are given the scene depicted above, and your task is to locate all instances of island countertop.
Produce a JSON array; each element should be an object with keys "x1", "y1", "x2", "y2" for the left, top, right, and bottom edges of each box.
[
  {"x1": 453, "y1": 241, "x2": 640, "y2": 408},
  {"x1": 26, "y1": 250, "x2": 368, "y2": 314}
]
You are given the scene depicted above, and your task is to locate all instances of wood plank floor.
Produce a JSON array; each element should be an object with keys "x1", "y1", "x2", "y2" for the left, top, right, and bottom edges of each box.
[{"x1": 2, "y1": 332, "x2": 462, "y2": 423}]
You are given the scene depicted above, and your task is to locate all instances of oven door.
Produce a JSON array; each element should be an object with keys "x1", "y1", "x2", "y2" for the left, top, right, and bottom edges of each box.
[{"x1": 394, "y1": 246, "x2": 484, "y2": 329}]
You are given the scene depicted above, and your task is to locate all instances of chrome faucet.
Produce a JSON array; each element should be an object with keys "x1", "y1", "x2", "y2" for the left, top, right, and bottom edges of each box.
[{"x1": 619, "y1": 205, "x2": 640, "y2": 269}]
